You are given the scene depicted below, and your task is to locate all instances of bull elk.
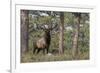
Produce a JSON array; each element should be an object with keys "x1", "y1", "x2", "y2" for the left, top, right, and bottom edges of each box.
[{"x1": 33, "y1": 24, "x2": 57, "y2": 54}]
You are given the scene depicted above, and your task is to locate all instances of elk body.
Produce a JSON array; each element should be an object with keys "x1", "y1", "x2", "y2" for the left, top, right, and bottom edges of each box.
[
  {"x1": 33, "y1": 25, "x2": 52, "y2": 54},
  {"x1": 33, "y1": 24, "x2": 57, "y2": 54}
]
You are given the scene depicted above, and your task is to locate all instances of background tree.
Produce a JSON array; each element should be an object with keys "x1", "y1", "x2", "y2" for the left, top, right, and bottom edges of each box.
[
  {"x1": 72, "y1": 13, "x2": 81, "y2": 58},
  {"x1": 21, "y1": 10, "x2": 29, "y2": 55},
  {"x1": 59, "y1": 12, "x2": 64, "y2": 54}
]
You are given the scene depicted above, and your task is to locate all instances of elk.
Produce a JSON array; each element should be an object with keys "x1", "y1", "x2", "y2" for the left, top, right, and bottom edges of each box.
[{"x1": 33, "y1": 24, "x2": 57, "y2": 54}]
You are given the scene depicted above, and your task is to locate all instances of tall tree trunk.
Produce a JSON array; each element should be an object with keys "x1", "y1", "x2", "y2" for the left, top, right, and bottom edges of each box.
[
  {"x1": 72, "y1": 13, "x2": 81, "y2": 59},
  {"x1": 59, "y1": 12, "x2": 64, "y2": 54},
  {"x1": 21, "y1": 10, "x2": 29, "y2": 55}
]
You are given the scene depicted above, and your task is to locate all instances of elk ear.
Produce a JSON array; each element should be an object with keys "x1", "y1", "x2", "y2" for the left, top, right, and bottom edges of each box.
[
  {"x1": 38, "y1": 24, "x2": 47, "y2": 30},
  {"x1": 44, "y1": 25, "x2": 49, "y2": 29}
]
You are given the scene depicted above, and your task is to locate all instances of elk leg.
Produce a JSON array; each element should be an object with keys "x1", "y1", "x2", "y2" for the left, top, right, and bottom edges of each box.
[
  {"x1": 37, "y1": 49, "x2": 41, "y2": 54},
  {"x1": 33, "y1": 48, "x2": 36, "y2": 54},
  {"x1": 46, "y1": 48, "x2": 49, "y2": 54},
  {"x1": 43, "y1": 49, "x2": 45, "y2": 55}
]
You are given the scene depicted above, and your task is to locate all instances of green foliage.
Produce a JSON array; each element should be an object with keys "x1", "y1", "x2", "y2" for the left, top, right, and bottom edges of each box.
[
  {"x1": 64, "y1": 12, "x2": 74, "y2": 25},
  {"x1": 79, "y1": 23, "x2": 89, "y2": 54}
]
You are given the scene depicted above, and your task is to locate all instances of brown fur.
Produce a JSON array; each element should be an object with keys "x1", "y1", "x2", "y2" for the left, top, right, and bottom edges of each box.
[
  {"x1": 33, "y1": 30, "x2": 51, "y2": 54},
  {"x1": 36, "y1": 38, "x2": 46, "y2": 49}
]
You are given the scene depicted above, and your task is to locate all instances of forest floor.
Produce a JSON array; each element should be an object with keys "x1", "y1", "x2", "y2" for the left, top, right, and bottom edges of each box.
[{"x1": 21, "y1": 49, "x2": 89, "y2": 63}]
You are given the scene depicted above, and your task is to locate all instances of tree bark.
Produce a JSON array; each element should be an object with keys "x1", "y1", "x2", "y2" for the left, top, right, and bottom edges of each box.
[
  {"x1": 21, "y1": 10, "x2": 29, "y2": 54},
  {"x1": 59, "y1": 12, "x2": 64, "y2": 54},
  {"x1": 72, "y1": 13, "x2": 81, "y2": 58}
]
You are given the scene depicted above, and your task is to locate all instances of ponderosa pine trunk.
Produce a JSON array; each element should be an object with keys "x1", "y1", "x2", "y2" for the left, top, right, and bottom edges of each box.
[
  {"x1": 21, "y1": 10, "x2": 29, "y2": 54},
  {"x1": 72, "y1": 13, "x2": 81, "y2": 58},
  {"x1": 59, "y1": 12, "x2": 64, "y2": 54}
]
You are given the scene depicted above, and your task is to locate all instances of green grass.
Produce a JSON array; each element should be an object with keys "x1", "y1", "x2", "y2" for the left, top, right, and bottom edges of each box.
[{"x1": 21, "y1": 49, "x2": 89, "y2": 63}]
